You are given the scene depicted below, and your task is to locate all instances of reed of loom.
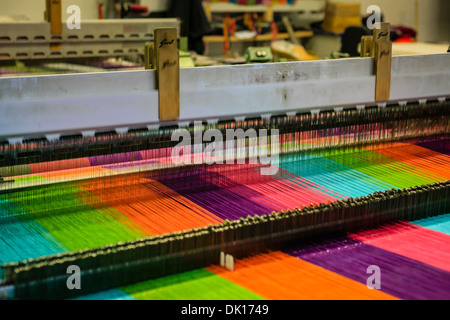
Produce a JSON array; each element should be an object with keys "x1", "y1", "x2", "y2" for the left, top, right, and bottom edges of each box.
[
  {"x1": 0, "y1": 98, "x2": 449, "y2": 299},
  {"x1": 1, "y1": 182, "x2": 449, "y2": 299}
]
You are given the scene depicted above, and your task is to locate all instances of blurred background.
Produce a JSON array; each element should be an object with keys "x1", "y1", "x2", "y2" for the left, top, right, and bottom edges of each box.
[{"x1": 1, "y1": 0, "x2": 449, "y2": 75}]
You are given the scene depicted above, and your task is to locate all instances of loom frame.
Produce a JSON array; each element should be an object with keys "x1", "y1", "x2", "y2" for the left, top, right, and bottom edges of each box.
[{"x1": 0, "y1": 53, "x2": 449, "y2": 141}]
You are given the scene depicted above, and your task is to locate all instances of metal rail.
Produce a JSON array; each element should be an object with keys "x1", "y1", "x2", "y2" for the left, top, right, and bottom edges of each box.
[
  {"x1": 0, "y1": 54, "x2": 449, "y2": 139},
  {"x1": 0, "y1": 19, "x2": 181, "y2": 60}
]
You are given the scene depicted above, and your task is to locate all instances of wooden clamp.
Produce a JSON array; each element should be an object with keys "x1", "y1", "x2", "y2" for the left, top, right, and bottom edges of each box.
[
  {"x1": 45, "y1": 0, "x2": 62, "y2": 35},
  {"x1": 145, "y1": 42, "x2": 155, "y2": 70},
  {"x1": 360, "y1": 35, "x2": 373, "y2": 58},
  {"x1": 153, "y1": 28, "x2": 180, "y2": 121},
  {"x1": 373, "y1": 22, "x2": 392, "y2": 101}
]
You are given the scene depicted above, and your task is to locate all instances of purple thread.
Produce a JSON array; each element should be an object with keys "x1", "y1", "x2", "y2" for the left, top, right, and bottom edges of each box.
[
  {"x1": 285, "y1": 238, "x2": 450, "y2": 300},
  {"x1": 89, "y1": 152, "x2": 143, "y2": 166},
  {"x1": 415, "y1": 139, "x2": 450, "y2": 156},
  {"x1": 154, "y1": 169, "x2": 278, "y2": 220}
]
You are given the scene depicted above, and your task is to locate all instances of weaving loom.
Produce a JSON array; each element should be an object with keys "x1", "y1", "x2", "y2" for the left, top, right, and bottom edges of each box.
[{"x1": 0, "y1": 46, "x2": 449, "y2": 300}]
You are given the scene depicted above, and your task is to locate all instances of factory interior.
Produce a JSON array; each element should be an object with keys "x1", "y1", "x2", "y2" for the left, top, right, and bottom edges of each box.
[{"x1": 0, "y1": 0, "x2": 449, "y2": 301}]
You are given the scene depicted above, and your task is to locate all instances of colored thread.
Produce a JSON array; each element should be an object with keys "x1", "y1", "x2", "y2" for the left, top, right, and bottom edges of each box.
[
  {"x1": 209, "y1": 165, "x2": 339, "y2": 211},
  {"x1": 7, "y1": 182, "x2": 448, "y2": 299},
  {"x1": 208, "y1": 252, "x2": 396, "y2": 300},
  {"x1": 3, "y1": 184, "x2": 146, "y2": 251},
  {"x1": 156, "y1": 169, "x2": 275, "y2": 220},
  {"x1": 0, "y1": 199, "x2": 66, "y2": 278},
  {"x1": 1, "y1": 141, "x2": 448, "y2": 264},
  {"x1": 350, "y1": 222, "x2": 450, "y2": 272},
  {"x1": 324, "y1": 149, "x2": 439, "y2": 189},
  {"x1": 413, "y1": 213, "x2": 450, "y2": 235},
  {"x1": 280, "y1": 153, "x2": 396, "y2": 198},
  {"x1": 80, "y1": 175, "x2": 223, "y2": 235},
  {"x1": 286, "y1": 237, "x2": 450, "y2": 300},
  {"x1": 78, "y1": 214, "x2": 450, "y2": 300},
  {"x1": 415, "y1": 139, "x2": 450, "y2": 156},
  {"x1": 73, "y1": 289, "x2": 135, "y2": 301},
  {"x1": 371, "y1": 144, "x2": 450, "y2": 180},
  {"x1": 1, "y1": 130, "x2": 450, "y2": 299},
  {"x1": 121, "y1": 269, "x2": 264, "y2": 300}
]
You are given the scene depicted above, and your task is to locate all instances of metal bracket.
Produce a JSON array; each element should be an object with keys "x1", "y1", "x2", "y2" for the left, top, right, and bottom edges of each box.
[
  {"x1": 0, "y1": 54, "x2": 448, "y2": 138},
  {"x1": 0, "y1": 19, "x2": 180, "y2": 61}
]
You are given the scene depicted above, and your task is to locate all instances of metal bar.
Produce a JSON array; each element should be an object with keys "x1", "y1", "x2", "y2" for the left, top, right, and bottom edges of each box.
[
  {"x1": 1, "y1": 42, "x2": 153, "y2": 60},
  {"x1": 0, "y1": 19, "x2": 181, "y2": 60},
  {"x1": 0, "y1": 19, "x2": 181, "y2": 44},
  {"x1": 0, "y1": 54, "x2": 449, "y2": 139}
]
